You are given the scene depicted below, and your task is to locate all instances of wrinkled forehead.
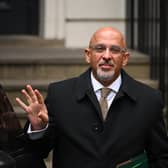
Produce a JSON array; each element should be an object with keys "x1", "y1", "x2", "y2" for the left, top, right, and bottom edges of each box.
[{"x1": 89, "y1": 28, "x2": 125, "y2": 47}]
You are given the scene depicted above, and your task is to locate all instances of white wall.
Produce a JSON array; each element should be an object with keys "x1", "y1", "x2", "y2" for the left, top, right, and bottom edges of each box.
[
  {"x1": 66, "y1": 22, "x2": 125, "y2": 48},
  {"x1": 39, "y1": 0, "x2": 65, "y2": 39},
  {"x1": 66, "y1": 0, "x2": 125, "y2": 19},
  {"x1": 65, "y1": 0, "x2": 126, "y2": 48},
  {"x1": 39, "y1": 0, "x2": 126, "y2": 48}
]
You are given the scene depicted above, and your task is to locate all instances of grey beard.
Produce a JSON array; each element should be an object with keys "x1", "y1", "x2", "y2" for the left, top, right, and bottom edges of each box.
[{"x1": 96, "y1": 69, "x2": 115, "y2": 82}]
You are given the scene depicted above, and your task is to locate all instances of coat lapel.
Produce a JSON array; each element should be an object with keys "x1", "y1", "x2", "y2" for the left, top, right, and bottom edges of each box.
[
  {"x1": 119, "y1": 70, "x2": 138, "y2": 102},
  {"x1": 75, "y1": 68, "x2": 102, "y2": 118},
  {"x1": 75, "y1": 68, "x2": 138, "y2": 121}
]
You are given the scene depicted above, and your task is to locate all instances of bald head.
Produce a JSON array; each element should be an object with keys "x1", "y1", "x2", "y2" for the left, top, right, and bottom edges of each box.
[
  {"x1": 89, "y1": 27, "x2": 126, "y2": 48},
  {"x1": 85, "y1": 26, "x2": 129, "y2": 86}
]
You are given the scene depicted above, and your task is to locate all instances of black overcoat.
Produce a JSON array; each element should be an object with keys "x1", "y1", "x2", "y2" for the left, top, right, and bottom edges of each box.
[{"x1": 33, "y1": 69, "x2": 168, "y2": 168}]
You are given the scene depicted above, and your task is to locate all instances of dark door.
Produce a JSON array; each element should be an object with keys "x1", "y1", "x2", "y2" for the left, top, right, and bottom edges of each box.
[{"x1": 0, "y1": 0, "x2": 39, "y2": 35}]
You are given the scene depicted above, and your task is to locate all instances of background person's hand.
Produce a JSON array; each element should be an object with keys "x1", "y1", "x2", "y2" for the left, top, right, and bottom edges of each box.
[{"x1": 16, "y1": 85, "x2": 48, "y2": 130}]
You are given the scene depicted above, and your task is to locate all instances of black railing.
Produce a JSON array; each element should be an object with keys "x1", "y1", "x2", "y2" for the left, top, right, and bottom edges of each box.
[
  {"x1": 160, "y1": 0, "x2": 168, "y2": 124},
  {"x1": 126, "y1": 0, "x2": 168, "y2": 125}
]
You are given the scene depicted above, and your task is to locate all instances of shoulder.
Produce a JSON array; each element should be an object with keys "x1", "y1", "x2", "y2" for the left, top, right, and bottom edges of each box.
[
  {"x1": 47, "y1": 68, "x2": 91, "y2": 94},
  {"x1": 121, "y1": 70, "x2": 163, "y2": 103},
  {"x1": 134, "y1": 79, "x2": 162, "y2": 100},
  {"x1": 44, "y1": 77, "x2": 78, "y2": 103},
  {"x1": 50, "y1": 77, "x2": 77, "y2": 88},
  {"x1": 47, "y1": 77, "x2": 78, "y2": 94}
]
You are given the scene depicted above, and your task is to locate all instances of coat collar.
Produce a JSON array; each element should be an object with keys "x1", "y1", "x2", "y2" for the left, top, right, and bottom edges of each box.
[
  {"x1": 75, "y1": 68, "x2": 94, "y2": 101},
  {"x1": 75, "y1": 68, "x2": 101, "y2": 114},
  {"x1": 116, "y1": 69, "x2": 137, "y2": 102},
  {"x1": 75, "y1": 68, "x2": 137, "y2": 102}
]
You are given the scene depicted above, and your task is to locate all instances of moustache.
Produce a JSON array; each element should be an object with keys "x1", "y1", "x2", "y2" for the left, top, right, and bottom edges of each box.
[{"x1": 98, "y1": 60, "x2": 114, "y2": 66}]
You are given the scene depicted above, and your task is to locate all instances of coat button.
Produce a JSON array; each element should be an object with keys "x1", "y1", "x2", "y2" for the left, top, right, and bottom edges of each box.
[{"x1": 92, "y1": 123, "x2": 103, "y2": 133}]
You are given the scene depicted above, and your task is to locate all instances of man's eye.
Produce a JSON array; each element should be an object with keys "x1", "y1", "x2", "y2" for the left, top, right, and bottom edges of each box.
[
  {"x1": 95, "y1": 46, "x2": 105, "y2": 52},
  {"x1": 110, "y1": 46, "x2": 121, "y2": 53}
]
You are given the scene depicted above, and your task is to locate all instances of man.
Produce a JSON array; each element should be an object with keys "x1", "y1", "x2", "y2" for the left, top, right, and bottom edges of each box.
[{"x1": 16, "y1": 27, "x2": 168, "y2": 168}]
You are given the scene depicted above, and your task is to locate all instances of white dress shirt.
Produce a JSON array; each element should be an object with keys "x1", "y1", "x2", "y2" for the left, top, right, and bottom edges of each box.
[{"x1": 91, "y1": 72, "x2": 121, "y2": 109}]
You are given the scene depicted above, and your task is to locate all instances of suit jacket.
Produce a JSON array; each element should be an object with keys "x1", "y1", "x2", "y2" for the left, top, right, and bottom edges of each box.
[{"x1": 31, "y1": 68, "x2": 168, "y2": 168}]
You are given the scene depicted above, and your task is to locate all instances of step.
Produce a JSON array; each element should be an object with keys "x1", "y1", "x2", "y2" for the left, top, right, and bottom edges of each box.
[
  {"x1": 0, "y1": 48, "x2": 150, "y2": 79},
  {"x1": 0, "y1": 35, "x2": 64, "y2": 48},
  {"x1": 1, "y1": 78, "x2": 158, "y2": 108},
  {"x1": 1, "y1": 79, "x2": 51, "y2": 107}
]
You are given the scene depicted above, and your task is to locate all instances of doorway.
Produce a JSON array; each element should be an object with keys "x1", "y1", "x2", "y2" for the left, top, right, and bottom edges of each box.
[{"x1": 0, "y1": 0, "x2": 39, "y2": 35}]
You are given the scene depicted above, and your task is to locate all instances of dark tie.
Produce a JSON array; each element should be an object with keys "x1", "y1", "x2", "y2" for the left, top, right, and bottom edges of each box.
[{"x1": 100, "y1": 87, "x2": 111, "y2": 120}]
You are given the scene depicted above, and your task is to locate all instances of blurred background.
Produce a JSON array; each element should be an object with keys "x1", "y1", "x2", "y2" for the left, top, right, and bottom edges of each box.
[{"x1": 0, "y1": 0, "x2": 167, "y2": 167}]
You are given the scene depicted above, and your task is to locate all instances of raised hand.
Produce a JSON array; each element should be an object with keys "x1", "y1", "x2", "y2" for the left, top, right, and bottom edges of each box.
[{"x1": 16, "y1": 85, "x2": 48, "y2": 131}]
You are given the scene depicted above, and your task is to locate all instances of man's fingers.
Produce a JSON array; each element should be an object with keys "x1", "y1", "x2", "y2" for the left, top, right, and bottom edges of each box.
[
  {"x1": 26, "y1": 85, "x2": 37, "y2": 103},
  {"x1": 21, "y1": 89, "x2": 32, "y2": 104},
  {"x1": 16, "y1": 97, "x2": 28, "y2": 112},
  {"x1": 35, "y1": 89, "x2": 44, "y2": 104}
]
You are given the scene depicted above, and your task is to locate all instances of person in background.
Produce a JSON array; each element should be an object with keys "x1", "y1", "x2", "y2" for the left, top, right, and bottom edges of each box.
[
  {"x1": 0, "y1": 84, "x2": 21, "y2": 152},
  {"x1": 16, "y1": 27, "x2": 168, "y2": 168},
  {"x1": 0, "y1": 84, "x2": 46, "y2": 168}
]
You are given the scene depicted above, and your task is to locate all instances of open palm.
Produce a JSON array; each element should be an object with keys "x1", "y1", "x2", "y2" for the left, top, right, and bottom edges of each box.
[{"x1": 16, "y1": 85, "x2": 48, "y2": 130}]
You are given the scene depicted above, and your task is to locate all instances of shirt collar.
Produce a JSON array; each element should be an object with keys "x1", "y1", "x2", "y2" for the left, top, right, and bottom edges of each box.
[{"x1": 91, "y1": 72, "x2": 122, "y2": 93}]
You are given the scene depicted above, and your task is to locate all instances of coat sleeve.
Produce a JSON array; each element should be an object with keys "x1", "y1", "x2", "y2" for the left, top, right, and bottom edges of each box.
[
  {"x1": 145, "y1": 92, "x2": 168, "y2": 167},
  {"x1": 22, "y1": 83, "x2": 56, "y2": 159}
]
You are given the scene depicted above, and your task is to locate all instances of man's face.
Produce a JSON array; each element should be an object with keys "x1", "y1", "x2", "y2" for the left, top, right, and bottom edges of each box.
[{"x1": 85, "y1": 28, "x2": 129, "y2": 86}]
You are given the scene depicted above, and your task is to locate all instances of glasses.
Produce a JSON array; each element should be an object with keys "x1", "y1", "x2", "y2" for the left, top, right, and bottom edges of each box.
[{"x1": 90, "y1": 44, "x2": 127, "y2": 54}]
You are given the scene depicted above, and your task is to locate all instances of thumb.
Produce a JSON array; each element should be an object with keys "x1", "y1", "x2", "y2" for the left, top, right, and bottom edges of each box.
[{"x1": 38, "y1": 112, "x2": 49, "y2": 124}]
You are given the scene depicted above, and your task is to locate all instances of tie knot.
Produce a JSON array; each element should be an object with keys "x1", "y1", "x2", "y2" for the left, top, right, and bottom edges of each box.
[{"x1": 101, "y1": 88, "x2": 111, "y2": 98}]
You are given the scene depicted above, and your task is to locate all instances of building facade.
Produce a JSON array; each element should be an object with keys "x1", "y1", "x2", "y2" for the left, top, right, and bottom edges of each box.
[
  {"x1": 0, "y1": 0, "x2": 126, "y2": 48},
  {"x1": 0, "y1": 0, "x2": 167, "y2": 127}
]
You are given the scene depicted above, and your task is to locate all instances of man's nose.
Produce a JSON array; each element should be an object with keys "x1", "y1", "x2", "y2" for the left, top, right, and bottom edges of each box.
[{"x1": 102, "y1": 48, "x2": 111, "y2": 59}]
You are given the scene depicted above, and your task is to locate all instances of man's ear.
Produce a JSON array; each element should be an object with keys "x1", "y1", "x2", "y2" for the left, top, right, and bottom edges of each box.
[
  {"x1": 84, "y1": 48, "x2": 91, "y2": 64},
  {"x1": 122, "y1": 51, "x2": 130, "y2": 67}
]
